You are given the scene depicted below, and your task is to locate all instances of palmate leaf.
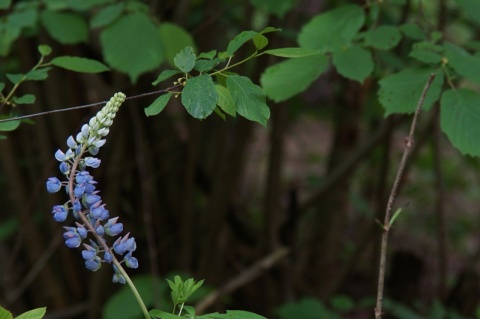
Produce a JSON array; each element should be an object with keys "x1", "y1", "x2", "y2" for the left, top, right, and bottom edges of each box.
[
  {"x1": 181, "y1": 74, "x2": 218, "y2": 119},
  {"x1": 441, "y1": 89, "x2": 480, "y2": 156},
  {"x1": 226, "y1": 75, "x2": 269, "y2": 127},
  {"x1": 378, "y1": 68, "x2": 444, "y2": 116}
]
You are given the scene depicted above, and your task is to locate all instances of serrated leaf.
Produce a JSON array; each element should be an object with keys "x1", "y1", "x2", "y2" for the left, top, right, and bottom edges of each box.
[
  {"x1": 181, "y1": 74, "x2": 218, "y2": 119},
  {"x1": 144, "y1": 93, "x2": 173, "y2": 116},
  {"x1": 443, "y1": 42, "x2": 480, "y2": 84},
  {"x1": 378, "y1": 68, "x2": 444, "y2": 116},
  {"x1": 263, "y1": 47, "x2": 323, "y2": 57},
  {"x1": 194, "y1": 58, "x2": 223, "y2": 72},
  {"x1": 26, "y1": 68, "x2": 51, "y2": 81},
  {"x1": 152, "y1": 70, "x2": 181, "y2": 86},
  {"x1": 100, "y1": 13, "x2": 164, "y2": 83},
  {"x1": 90, "y1": 3, "x2": 124, "y2": 28},
  {"x1": 332, "y1": 45, "x2": 373, "y2": 83},
  {"x1": 441, "y1": 89, "x2": 480, "y2": 156},
  {"x1": 14, "y1": 307, "x2": 46, "y2": 319},
  {"x1": 38, "y1": 45, "x2": 52, "y2": 56},
  {"x1": 409, "y1": 49, "x2": 442, "y2": 64},
  {"x1": 13, "y1": 94, "x2": 35, "y2": 104},
  {"x1": 174, "y1": 46, "x2": 196, "y2": 73},
  {"x1": 364, "y1": 25, "x2": 402, "y2": 50},
  {"x1": 215, "y1": 85, "x2": 236, "y2": 116},
  {"x1": 261, "y1": 54, "x2": 329, "y2": 102},
  {"x1": 40, "y1": 11, "x2": 88, "y2": 44},
  {"x1": 159, "y1": 22, "x2": 196, "y2": 67},
  {"x1": 253, "y1": 34, "x2": 268, "y2": 50},
  {"x1": 227, "y1": 75, "x2": 269, "y2": 126},
  {"x1": 227, "y1": 30, "x2": 258, "y2": 56},
  {"x1": 298, "y1": 4, "x2": 365, "y2": 51},
  {"x1": 51, "y1": 56, "x2": 109, "y2": 73},
  {"x1": 0, "y1": 305, "x2": 13, "y2": 319}
]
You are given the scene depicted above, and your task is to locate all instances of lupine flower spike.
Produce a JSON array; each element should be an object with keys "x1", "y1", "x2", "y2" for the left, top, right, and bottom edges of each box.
[{"x1": 46, "y1": 93, "x2": 138, "y2": 283}]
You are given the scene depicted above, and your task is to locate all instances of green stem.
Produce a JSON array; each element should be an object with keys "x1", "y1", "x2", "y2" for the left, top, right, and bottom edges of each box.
[
  {"x1": 68, "y1": 145, "x2": 150, "y2": 319},
  {"x1": 210, "y1": 51, "x2": 259, "y2": 76}
]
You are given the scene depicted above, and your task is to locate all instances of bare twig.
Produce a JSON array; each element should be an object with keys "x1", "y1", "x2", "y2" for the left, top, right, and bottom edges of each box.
[
  {"x1": 374, "y1": 73, "x2": 436, "y2": 319},
  {"x1": 195, "y1": 247, "x2": 289, "y2": 314}
]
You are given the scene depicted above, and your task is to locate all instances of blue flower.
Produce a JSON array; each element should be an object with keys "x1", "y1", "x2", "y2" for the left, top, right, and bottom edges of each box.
[
  {"x1": 85, "y1": 157, "x2": 101, "y2": 168},
  {"x1": 104, "y1": 252, "x2": 113, "y2": 263},
  {"x1": 55, "y1": 149, "x2": 66, "y2": 161},
  {"x1": 124, "y1": 252, "x2": 139, "y2": 269},
  {"x1": 63, "y1": 228, "x2": 82, "y2": 248},
  {"x1": 46, "y1": 177, "x2": 62, "y2": 193},
  {"x1": 52, "y1": 205, "x2": 68, "y2": 222},
  {"x1": 112, "y1": 272, "x2": 126, "y2": 284},
  {"x1": 91, "y1": 205, "x2": 109, "y2": 220},
  {"x1": 85, "y1": 256, "x2": 102, "y2": 271}
]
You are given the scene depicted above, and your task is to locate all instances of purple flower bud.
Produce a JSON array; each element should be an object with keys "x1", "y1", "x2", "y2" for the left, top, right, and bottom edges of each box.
[
  {"x1": 74, "y1": 185, "x2": 85, "y2": 197},
  {"x1": 112, "y1": 273, "x2": 126, "y2": 284},
  {"x1": 46, "y1": 177, "x2": 62, "y2": 193},
  {"x1": 82, "y1": 249, "x2": 96, "y2": 261},
  {"x1": 106, "y1": 223, "x2": 123, "y2": 237},
  {"x1": 85, "y1": 257, "x2": 102, "y2": 271},
  {"x1": 52, "y1": 205, "x2": 68, "y2": 222},
  {"x1": 113, "y1": 236, "x2": 127, "y2": 255},
  {"x1": 84, "y1": 193, "x2": 101, "y2": 207},
  {"x1": 67, "y1": 135, "x2": 77, "y2": 148},
  {"x1": 76, "y1": 171, "x2": 91, "y2": 184},
  {"x1": 73, "y1": 199, "x2": 81, "y2": 213},
  {"x1": 59, "y1": 162, "x2": 70, "y2": 174},
  {"x1": 91, "y1": 205, "x2": 109, "y2": 220},
  {"x1": 104, "y1": 252, "x2": 113, "y2": 263},
  {"x1": 85, "y1": 157, "x2": 101, "y2": 168},
  {"x1": 55, "y1": 149, "x2": 66, "y2": 161},
  {"x1": 124, "y1": 252, "x2": 138, "y2": 269},
  {"x1": 76, "y1": 223, "x2": 88, "y2": 238},
  {"x1": 95, "y1": 225, "x2": 105, "y2": 237},
  {"x1": 125, "y1": 237, "x2": 136, "y2": 252}
]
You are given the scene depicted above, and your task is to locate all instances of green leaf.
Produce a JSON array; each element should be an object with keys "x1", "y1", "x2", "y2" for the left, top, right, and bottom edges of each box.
[
  {"x1": 198, "y1": 50, "x2": 217, "y2": 60},
  {"x1": 332, "y1": 45, "x2": 373, "y2": 83},
  {"x1": 90, "y1": 3, "x2": 124, "y2": 29},
  {"x1": 441, "y1": 89, "x2": 480, "y2": 156},
  {"x1": 0, "y1": 25, "x2": 21, "y2": 56},
  {"x1": 260, "y1": 54, "x2": 329, "y2": 102},
  {"x1": 277, "y1": 298, "x2": 338, "y2": 319},
  {"x1": 159, "y1": 22, "x2": 196, "y2": 67},
  {"x1": 152, "y1": 70, "x2": 182, "y2": 86},
  {"x1": 400, "y1": 23, "x2": 427, "y2": 40},
  {"x1": 14, "y1": 307, "x2": 46, "y2": 319},
  {"x1": 198, "y1": 310, "x2": 267, "y2": 319},
  {"x1": 6, "y1": 73, "x2": 24, "y2": 85},
  {"x1": 40, "y1": 11, "x2": 88, "y2": 44},
  {"x1": 100, "y1": 13, "x2": 164, "y2": 83},
  {"x1": 215, "y1": 85, "x2": 236, "y2": 116},
  {"x1": 227, "y1": 75, "x2": 269, "y2": 127},
  {"x1": 51, "y1": 56, "x2": 109, "y2": 73},
  {"x1": 67, "y1": 0, "x2": 111, "y2": 11},
  {"x1": 457, "y1": 0, "x2": 480, "y2": 26},
  {"x1": 258, "y1": 26, "x2": 281, "y2": 34},
  {"x1": 0, "y1": 305, "x2": 13, "y2": 319},
  {"x1": 364, "y1": 25, "x2": 402, "y2": 50},
  {"x1": 378, "y1": 68, "x2": 444, "y2": 116},
  {"x1": 0, "y1": 117, "x2": 20, "y2": 132},
  {"x1": 174, "y1": 46, "x2": 196, "y2": 73},
  {"x1": 253, "y1": 34, "x2": 268, "y2": 50},
  {"x1": 13, "y1": 94, "x2": 35, "y2": 104},
  {"x1": 409, "y1": 49, "x2": 442, "y2": 64},
  {"x1": 144, "y1": 93, "x2": 173, "y2": 116},
  {"x1": 227, "y1": 30, "x2": 258, "y2": 56},
  {"x1": 181, "y1": 74, "x2": 218, "y2": 119},
  {"x1": 249, "y1": 0, "x2": 297, "y2": 18},
  {"x1": 0, "y1": 82, "x2": 4, "y2": 93},
  {"x1": 263, "y1": 47, "x2": 323, "y2": 58},
  {"x1": 149, "y1": 309, "x2": 183, "y2": 319},
  {"x1": 7, "y1": 8, "x2": 38, "y2": 29},
  {"x1": 443, "y1": 42, "x2": 480, "y2": 84},
  {"x1": 38, "y1": 45, "x2": 52, "y2": 56},
  {"x1": 194, "y1": 58, "x2": 223, "y2": 73},
  {"x1": 0, "y1": 0, "x2": 11, "y2": 9},
  {"x1": 298, "y1": 4, "x2": 365, "y2": 51}
]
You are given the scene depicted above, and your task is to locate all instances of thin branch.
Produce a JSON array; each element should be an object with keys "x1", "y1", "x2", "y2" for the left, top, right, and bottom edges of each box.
[
  {"x1": 0, "y1": 85, "x2": 180, "y2": 124},
  {"x1": 374, "y1": 73, "x2": 436, "y2": 319},
  {"x1": 195, "y1": 247, "x2": 289, "y2": 314}
]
